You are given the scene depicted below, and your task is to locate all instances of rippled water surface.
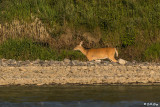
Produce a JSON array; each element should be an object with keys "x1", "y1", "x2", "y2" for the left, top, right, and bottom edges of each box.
[{"x1": 0, "y1": 85, "x2": 160, "y2": 107}]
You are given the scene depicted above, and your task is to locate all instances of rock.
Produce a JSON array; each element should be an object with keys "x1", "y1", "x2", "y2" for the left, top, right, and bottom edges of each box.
[
  {"x1": 41, "y1": 60, "x2": 50, "y2": 66},
  {"x1": 118, "y1": 59, "x2": 127, "y2": 65},
  {"x1": 140, "y1": 66, "x2": 148, "y2": 69},
  {"x1": 132, "y1": 60, "x2": 137, "y2": 64},
  {"x1": 81, "y1": 66, "x2": 88, "y2": 69},
  {"x1": 60, "y1": 61, "x2": 65, "y2": 65},
  {"x1": 33, "y1": 59, "x2": 41, "y2": 64},
  {"x1": 1, "y1": 58, "x2": 7, "y2": 62},
  {"x1": 125, "y1": 61, "x2": 132, "y2": 66},
  {"x1": 108, "y1": 64, "x2": 113, "y2": 66},
  {"x1": 7, "y1": 59, "x2": 17, "y2": 65},
  {"x1": 0, "y1": 58, "x2": 160, "y2": 85},
  {"x1": 31, "y1": 59, "x2": 45, "y2": 66},
  {"x1": 23, "y1": 60, "x2": 31, "y2": 66},
  {"x1": 1, "y1": 62, "x2": 8, "y2": 66},
  {"x1": 0, "y1": 59, "x2": 3, "y2": 66},
  {"x1": 71, "y1": 60, "x2": 77, "y2": 66},
  {"x1": 48, "y1": 60, "x2": 55, "y2": 66},
  {"x1": 81, "y1": 62, "x2": 87, "y2": 65},
  {"x1": 87, "y1": 61, "x2": 95, "y2": 65},
  {"x1": 39, "y1": 60, "x2": 45, "y2": 65},
  {"x1": 101, "y1": 61, "x2": 110, "y2": 65},
  {"x1": 64, "y1": 58, "x2": 70, "y2": 63},
  {"x1": 0, "y1": 59, "x2": 8, "y2": 66},
  {"x1": 112, "y1": 62, "x2": 119, "y2": 66},
  {"x1": 95, "y1": 60, "x2": 101, "y2": 63}
]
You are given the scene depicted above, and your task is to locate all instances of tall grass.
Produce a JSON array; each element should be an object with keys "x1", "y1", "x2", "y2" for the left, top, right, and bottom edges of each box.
[{"x1": 0, "y1": 0, "x2": 160, "y2": 61}]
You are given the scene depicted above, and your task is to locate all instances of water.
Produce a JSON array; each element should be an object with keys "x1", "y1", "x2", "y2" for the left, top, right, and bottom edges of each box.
[{"x1": 0, "y1": 85, "x2": 159, "y2": 107}]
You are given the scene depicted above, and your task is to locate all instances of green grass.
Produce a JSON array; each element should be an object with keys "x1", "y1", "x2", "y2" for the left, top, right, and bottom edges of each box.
[
  {"x1": 57, "y1": 49, "x2": 87, "y2": 61},
  {"x1": 1, "y1": 0, "x2": 159, "y2": 31},
  {"x1": 144, "y1": 43, "x2": 160, "y2": 62},
  {"x1": 0, "y1": 38, "x2": 57, "y2": 60},
  {"x1": 0, "y1": 0, "x2": 160, "y2": 62},
  {"x1": 0, "y1": 38, "x2": 86, "y2": 61}
]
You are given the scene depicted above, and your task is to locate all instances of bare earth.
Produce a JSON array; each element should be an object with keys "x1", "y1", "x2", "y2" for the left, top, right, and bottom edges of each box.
[{"x1": 0, "y1": 59, "x2": 160, "y2": 85}]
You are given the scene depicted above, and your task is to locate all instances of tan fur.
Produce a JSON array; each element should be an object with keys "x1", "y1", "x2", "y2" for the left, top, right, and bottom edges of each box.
[{"x1": 74, "y1": 41, "x2": 118, "y2": 62}]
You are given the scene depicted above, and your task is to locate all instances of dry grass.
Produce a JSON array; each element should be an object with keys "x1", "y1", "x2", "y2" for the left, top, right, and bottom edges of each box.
[{"x1": 0, "y1": 16, "x2": 53, "y2": 44}]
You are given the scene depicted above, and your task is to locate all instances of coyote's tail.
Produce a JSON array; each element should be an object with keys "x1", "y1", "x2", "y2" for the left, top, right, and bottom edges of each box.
[{"x1": 115, "y1": 48, "x2": 118, "y2": 57}]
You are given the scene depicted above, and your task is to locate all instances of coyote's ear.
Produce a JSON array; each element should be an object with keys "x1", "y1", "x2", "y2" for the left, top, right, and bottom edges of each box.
[{"x1": 80, "y1": 41, "x2": 83, "y2": 46}]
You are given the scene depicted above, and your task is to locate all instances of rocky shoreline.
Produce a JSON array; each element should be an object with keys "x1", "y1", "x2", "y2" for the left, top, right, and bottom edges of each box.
[{"x1": 0, "y1": 59, "x2": 160, "y2": 85}]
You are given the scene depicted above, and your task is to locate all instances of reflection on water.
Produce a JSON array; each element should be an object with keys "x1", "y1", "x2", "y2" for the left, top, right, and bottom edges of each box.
[
  {"x1": 0, "y1": 101, "x2": 145, "y2": 107},
  {"x1": 0, "y1": 85, "x2": 159, "y2": 107}
]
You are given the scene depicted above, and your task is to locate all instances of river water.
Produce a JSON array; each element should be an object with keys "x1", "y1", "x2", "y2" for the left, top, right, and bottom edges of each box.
[{"x1": 0, "y1": 85, "x2": 159, "y2": 107}]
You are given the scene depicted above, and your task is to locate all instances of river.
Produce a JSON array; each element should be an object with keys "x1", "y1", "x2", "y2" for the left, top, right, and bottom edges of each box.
[{"x1": 0, "y1": 85, "x2": 159, "y2": 107}]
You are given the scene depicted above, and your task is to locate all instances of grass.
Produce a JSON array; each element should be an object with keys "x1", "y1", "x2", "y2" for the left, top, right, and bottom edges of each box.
[
  {"x1": 0, "y1": 38, "x2": 57, "y2": 60},
  {"x1": 144, "y1": 43, "x2": 160, "y2": 62},
  {"x1": 0, "y1": 0, "x2": 160, "y2": 62},
  {"x1": 0, "y1": 38, "x2": 86, "y2": 61}
]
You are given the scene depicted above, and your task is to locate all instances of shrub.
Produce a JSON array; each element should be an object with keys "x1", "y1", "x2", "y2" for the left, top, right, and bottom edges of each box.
[
  {"x1": 120, "y1": 26, "x2": 136, "y2": 47},
  {"x1": 0, "y1": 38, "x2": 87, "y2": 61},
  {"x1": 58, "y1": 50, "x2": 87, "y2": 61},
  {"x1": 0, "y1": 38, "x2": 58, "y2": 60},
  {"x1": 143, "y1": 43, "x2": 160, "y2": 62}
]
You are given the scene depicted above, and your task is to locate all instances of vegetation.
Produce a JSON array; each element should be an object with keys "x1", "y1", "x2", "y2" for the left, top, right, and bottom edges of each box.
[
  {"x1": 144, "y1": 43, "x2": 160, "y2": 62},
  {"x1": 0, "y1": 38, "x2": 58, "y2": 60},
  {"x1": 0, "y1": 0, "x2": 160, "y2": 62},
  {"x1": 0, "y1": 38, "x2": 86, "y2": 61}
]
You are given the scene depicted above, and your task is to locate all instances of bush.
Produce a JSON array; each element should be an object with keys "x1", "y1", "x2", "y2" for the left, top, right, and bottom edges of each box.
[
  {"x1": 58, "y1": 50, "x2": 87, "y2": 61},
  {"x1": 0, "y1": 38, "x2": 58, "y2": 60},
  {"x1": 120, "y1": 26, "x2": 136, "y2": 47},
  {"x1": 143, "y1": 43, "x2": 160, "y2": 62},
  {"x1": 0, "y1": 38, "x2": 87, "y2": 61}
]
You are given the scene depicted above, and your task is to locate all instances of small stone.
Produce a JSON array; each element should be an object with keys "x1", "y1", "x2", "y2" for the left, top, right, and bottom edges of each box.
[
  {"x1": 108, "y1": 64, "x2": 113, "y2": 66},
  {"x1": 88, "y1": 61, "x2": 95, "y2": 65},
  {"x1": 41, "y1": 63, "x2": 49, "y2": 67},
  {"x1": 82, "y1": 62, "x2": 87, "y2": 65},
  {"x1": 112, "y1": 62, "x2": 119, "y2": 66},
  {"x1": 95, "y1": 60, "x2": 101, "y2": 63},
  {"x1": 102, "y1": 61, "x2": 110, "y2": 65},
  {"x1": 150, "y1": 70, "x2": 155, "y2": 75},
  {"x1": 60, "y1": 61, "x2": 65, "y2": 65},
  {"x1": 1, "y1": 58, "x2": 7, "y2": 62},
  {"x1": 140, "y1": 66, "x2": 148, "y2": 69},
  {"x1": 1, "y1": 61, "x2": 8, "y2": 66},
  {"x1": 71, "y1": 61, "x2": 77, "y2": 65},
  {"x1": 125, "y1": 61, "x2": 132, "y2": 66},
  {"x1": 48, "y1": 60, "x2": 55, "y2": 66},
  {"x1": 39, "y1": 60, "x2": 45, "y2": 65},
  {"x1": 132, "y1": 60, "x2": 137, "y2": 64},
  {"x1": 0, "y1": 60, "x2": 2, "y2": 66},
  {"x1": 64, "y1": 58, "x2": 70, "y2": 63},
  {"x1": 20, "y1": 60, "x2": 31, "y2": 66},
  {"x1": 81, "y1": 66, "x2": 88, "y2": 69},
  {"x1": 33, "y1": 59, "x2": 41, "y2": 63},
  {"x1": 118, "y1": 59, "x2": 127, "y2": 65}
]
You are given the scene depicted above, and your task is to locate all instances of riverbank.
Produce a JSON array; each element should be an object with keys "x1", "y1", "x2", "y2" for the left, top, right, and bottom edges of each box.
[
  {"x1": 0, "y1": 59, "x2": 160, "y2": 85},
  {"x1": 1, "y1": 0, "x2": 160, "y2": 62}
]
